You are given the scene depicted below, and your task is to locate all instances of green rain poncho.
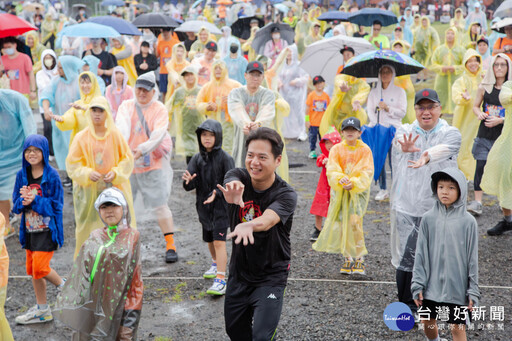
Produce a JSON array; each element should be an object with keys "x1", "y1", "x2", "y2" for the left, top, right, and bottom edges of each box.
[
  {"x1": 451, "y1": 49, "x2": 482, "y2": 179},
  {"x1": 413, "y1": 16, "x2": 440, "y2": 69},
  {"x1": 430, "y1": 27, "x2": 466, "y2": 114},
  {"x1": 481, "y1": 80, "x2": 512, "y2": 209},
  {"x1": 166, "y1": 65, "x2": 203, "y2": 158}
]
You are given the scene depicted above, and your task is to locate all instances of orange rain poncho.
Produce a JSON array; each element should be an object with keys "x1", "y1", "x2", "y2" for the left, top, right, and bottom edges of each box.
[
  {"x1": 0, "y1": 213, "x2": 14, "y2": 341},
  {"x1": 164, "y1": 43, "x2": 190, "y2": 103},
  {"x1": 56, "y1": 71, "x2": 102, "y2": 144},
  {"x1": 312, "y1": 139, "x2": 374, "y2": 258},
  {"x1": 66, "y1": 96, "x2": 136, "y2": 258}
]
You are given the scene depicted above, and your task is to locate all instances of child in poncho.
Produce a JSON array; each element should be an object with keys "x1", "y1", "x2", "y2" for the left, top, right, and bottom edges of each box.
[{"x1": 312, "y1": 117, "x2": 374, "y2": 275}]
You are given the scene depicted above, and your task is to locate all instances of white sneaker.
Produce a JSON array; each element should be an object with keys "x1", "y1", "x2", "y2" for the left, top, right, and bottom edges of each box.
[
  {"x1": 375, "y1": 189, "x2": 389, "y2": 201},
  {"x1": 203, "y1": 264, "x2": 217, "y2": 279},
  {"x1": 206, "y1": 278, "x2": 226, "y2": 295},
  {"x1": 297, "y1": 132, "x2": 308, "y2": 142},
  {"x1": 15, "y1": 305, "x2": 53, "y2": 324},
  {"x1": 57, "y1": 278, "x2": 67, "y2": 292}
]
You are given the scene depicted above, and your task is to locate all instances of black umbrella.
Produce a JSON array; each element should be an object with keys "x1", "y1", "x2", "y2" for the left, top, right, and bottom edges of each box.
[
  {"x1": 252, "y1": 23, "x2": 294, "y2": 55},
  {"x1": 231, "y1": 16, "x2": 264, "y2": 39},
  {"x1": 132, "y1": 13, "x2": 179, "y2": 29}
]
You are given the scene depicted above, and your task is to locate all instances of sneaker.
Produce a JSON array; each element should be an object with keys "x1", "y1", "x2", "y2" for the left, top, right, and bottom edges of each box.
[
  {"x1": 339, "y1": 260, "x2": 352, "y2": 274},
  {"x1": 310, "y1": 227, "x2": 321, "y2": 242},
  {"x1": 351, "y1": 260, "x2": 366, "y2": 275},
  {"x1": 15, "y1": 305, "x2": 53, "y2": 325},
  {"x1": 57, "y1": 278, "x2": 67, "y2": 292},
  {"x1": 203, "y1": 264, "x2": 217, "y2": 279},
  {"x1": 62, "y1": 177, "x2": 72, "y2": 188},
  {"x1": 206, "y1": 278, "x2": 226, "y2": 295},
  {"x1": 297, "y1": 132, "x2": 308, "y2": 142},
  {"x1": 467, "y1": 201, "x2": 483, "y2": 216},
  {"x1": 375, "y1": 189, "x2": 389, "y2": 201},
  {"x1": 308, "y1": 151, "x2": 317, "y2": 159},
  {"x1": 165, "y1": 249, "x2": 178, "y2": 263},
  {"x1": 487, "y1": 219, "x2": 512, "y2": 236}
]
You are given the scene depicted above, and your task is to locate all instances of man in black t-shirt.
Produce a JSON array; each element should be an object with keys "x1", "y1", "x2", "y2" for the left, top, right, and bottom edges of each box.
[
  {"x1": 218, "y1": 127, "x2": 297, "y2": 341},
  {"x1": 82, "y1": 38, "x2": 117, "y2": 86}
]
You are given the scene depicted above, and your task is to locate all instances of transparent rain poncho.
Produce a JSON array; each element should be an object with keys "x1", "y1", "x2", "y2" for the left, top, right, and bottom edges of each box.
[
  {"x1": 312, "y1": 140, "x2": 374, "y2": 258},
  {"x1": 273, "y1": 91, "x2": 290, "y2": 182},
  {"x1": 111, "y1": 36, "x2": 138, "y2": 87},
  {"x1": 412, "y1": 16, "x2": 440, "y2": 69},
  {"x1": 82, "y1": 55, "x2": 106, "y2": 95},
  {"x1": 481, "y1": 80, "x2": 512, "y2": 209},
  {"x1": 451, "y1": 49, "x2": 482, "y2": 179},
  {"x1": 66, "y1": 97, "x2": 136, "y2": 258},
  {"x1": 0, "y1": 90, "x2": 36, "y2": 200},
  {"x1": 390, "y1": 119, "x2": 461, "y2": 271},
  {"x1": 39, "y1": 55, "x2": 84, "y2": 170},
  {"x1": 0, "y1": 214, "x2": 14, "y2": 341}
]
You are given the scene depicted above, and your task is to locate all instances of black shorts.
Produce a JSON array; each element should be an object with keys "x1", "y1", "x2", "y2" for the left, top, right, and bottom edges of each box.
[
  {"x1": 202, "y1": 225, "x2": 229, "y2": 243},
  {"x1": 419, "y1": 299, "x2": 471, "y2": 325}
]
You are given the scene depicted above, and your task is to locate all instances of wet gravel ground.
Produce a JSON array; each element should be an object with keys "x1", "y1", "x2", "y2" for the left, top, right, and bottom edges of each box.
[{"x1": 5, "y1": 118, "x2": 512, "y2": 340}]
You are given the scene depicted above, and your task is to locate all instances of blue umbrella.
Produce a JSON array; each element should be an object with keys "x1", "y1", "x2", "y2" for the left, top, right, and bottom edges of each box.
[
  {"x1": 191, "y1": 0, "x2": 204, "y2": 9},
  {"x1": 348, "y1": 8, "x2": 398, "y2": 27},
  {"x1": 87, "y1": 16, "x2": 142, "y2": 36},
  {"x1": 342, "y1": 49, "x2": 424, "y2": 78},
  {"x1": 318, "y1": 11, "x2": 350, "y2": 22},
  {"x1": 101, "y1": 0, "x2": 125, "y2": 6},
  {"x1": 361, "y1": 122, "x2": 396, "y2": 181},
  {"x1": 59, "y1": 22, "x2": 121, "y2": 38}
]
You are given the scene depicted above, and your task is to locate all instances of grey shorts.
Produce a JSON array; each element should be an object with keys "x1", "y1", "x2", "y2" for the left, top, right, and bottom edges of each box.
[
  {"x1": 471, "y1": 137, "x2": 495, "y2": 161},
  {"x1": 130, "y1": 169, "x2": 169, "y2": 209}
]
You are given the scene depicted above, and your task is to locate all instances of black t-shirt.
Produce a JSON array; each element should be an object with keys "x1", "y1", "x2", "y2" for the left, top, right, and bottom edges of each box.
[
  {"x1": 24, "y1": 171, "x2": 57, "y2": 252},
  {"x1": 224, "y1": 168, "x2": 298, "y2": 287},
  {"x1": 478, "y1": 86, "x2": 504, "y2": 141},
  {"x1": 82, "y1": 49, "x2": 118, "y2": 86}
]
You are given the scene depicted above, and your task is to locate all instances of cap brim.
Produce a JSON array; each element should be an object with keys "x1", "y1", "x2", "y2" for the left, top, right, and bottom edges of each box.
[{"x1": 135, "y1": 84, "x2": 153, "y2": 91}]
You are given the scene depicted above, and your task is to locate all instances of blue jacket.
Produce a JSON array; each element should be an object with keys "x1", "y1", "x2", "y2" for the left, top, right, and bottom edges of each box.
[{"x1": 12, "y1": 134, "x2": 64, "y2": 249}]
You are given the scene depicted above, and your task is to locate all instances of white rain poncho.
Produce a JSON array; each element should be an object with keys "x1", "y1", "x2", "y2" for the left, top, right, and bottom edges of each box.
[
  {"x1": 390, "y1": 119, "x2": 461, "y2": 272},
  {"x1": 227, "y1": 86, "x2": 276, "y2": 167},
  {"x1": 218, "y1": 26, "x2": 241, "y2": 59},
  {"x1": 39, "y1": 55, "x2": 84, "y2": 170},
  {"x1": 278, "y1": 45, "x2": 309, "y2": 139},
  {"x1": 35, "y1": 49, "x2": 58, "y2": 114},
  {"x1": 0, "y1": 90, "x2": 36, "y2": 200}
]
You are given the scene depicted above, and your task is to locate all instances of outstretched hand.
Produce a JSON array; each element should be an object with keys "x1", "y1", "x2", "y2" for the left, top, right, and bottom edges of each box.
[
  {"x1": 217, "y1": 181, "x2": 245, "y2": 207},
  {"x1": 182, "y1": 170, "x2": 197, "y2": 185},
  {"x1": 408, "y1": 151, "x2": 430, "y2": 169},
  {"x1": 227, "y1": 220, "x2": 264, "y2": 246},
  {"x1": 203, "y1": 190, "x2": 216, "y2": 204},
  {"x1": 398, "y1": 133, "x2": 421, "y2": 153}
]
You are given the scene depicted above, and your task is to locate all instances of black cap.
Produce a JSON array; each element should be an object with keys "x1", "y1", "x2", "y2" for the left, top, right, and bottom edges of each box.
[
  {"x1": 341, "y1": 117, "x2": 361, "y2": 131},
  {"x1": 205, "y1": 41, "x2": 217, "y2": 51},
  {"x1": 312, "y1": 75, "x2": 325, "y2": 85},
  {"x1": 246, "y1": 61, "x2": 264, "y2": 74},
  {"x1": 414, "y1": 88, "x2": 440, "y2": 105},
  {"x1": 270, "y1": 26, "x2": 280, "y2": 33},
  {"x1": 477, "y1": 37, "x2": 489, "y2": 45},
  {"x1": 340, "y1": 45, "x2": 355, "y2": 55}
]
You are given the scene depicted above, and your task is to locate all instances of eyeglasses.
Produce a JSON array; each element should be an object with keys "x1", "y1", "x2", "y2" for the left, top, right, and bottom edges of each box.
[
  {"x1": 25, "y1": 148, "x2": 42, "y2": 154},
  {"x1": 494, "y1": 63, "x2": 508, "y2": 69},
  {"x1": 415, "y1": 104, "x2": 440, "y2": 112}
]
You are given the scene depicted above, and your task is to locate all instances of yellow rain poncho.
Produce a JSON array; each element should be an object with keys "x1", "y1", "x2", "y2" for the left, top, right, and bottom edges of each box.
[
  {"x1": 319, "y1": 74, "x2": 370, "y2": 136},
  {"x1": 393, "y1": 41, "x2": 416, "y2": 123},
  {"x1": 41, "y1": 15, "x2": 57, "y2": 47},
  {"x1": 111, "y1": 36, "x2": 138, "y2": 87},
  {"x1": 26, "y1": 31, "x2": 46, "y2": 74},
  {"x1": 452, "y1": 49, "x2": 482, "y2": 179},
  {"x1": 463, "y1": 22, "x2": 481, "y2": 50},
  {"x1": 304, "y1": 21, "x2": 323, "y2": 47},
  {"x1": 450, "y1": 8, "x2": 466, "y2": 35},
  {"x1": 273, "y1": 91, "x2": 290, "y2": 183},
  {"x1": 312, "y1": 139, "x2": 374, "y2": 258},
  {"x1": 295, "y1": 15, "x2": 312, "y2": 57},
  {"x1": 430, "y1": 27, "x2": 466, "y2": 114},
  {"x1": 164, "y1": 43, "x2": 190, "y2": 103},
  {"x1": 481, "y1": 80, "x2": 512, "y2": 209},
  {"x1": 66, "y1": 96, "x2": 136, "y2": 258},
  {"x1": 166, "y1": 65, "x2": 203, "y2": 158},
  {"x1": 196, "y1": 60, "x2": 242, "y2": 153},
  {"x1": 56, "y1": 71, "x2": 102, "y2": 144},
  {"x1": 241, "y1": 26, "x2": 259, "y2": 62},
  {"x1": 0, "y1": 213, "x2": 14, "y2": 341},
  {"x1": 413, "y1": 16, "x2": 440, "y2": 68},
  {"x1": 189, "y1": 27, "x2": 216, "y2": 60}
]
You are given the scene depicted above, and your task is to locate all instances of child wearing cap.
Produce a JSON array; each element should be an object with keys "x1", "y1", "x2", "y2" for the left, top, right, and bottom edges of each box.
[
  {"x1": 305, "y1": 75, "x2": 330, "y2": 159},
  {"x1": 312, "y1": 117, "x2": 374, "y2": 275}
]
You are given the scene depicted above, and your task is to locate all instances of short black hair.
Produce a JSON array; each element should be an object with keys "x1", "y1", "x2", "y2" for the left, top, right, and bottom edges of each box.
[
  {"x1": 2, "y1": 36, "x2": 17, "y2": 46},
  {"x1": 373, "y1": 20, "x2": 382, "y2": 27},
  {"x1": 245, "y1": 127, "x2": 283, "y2": 159},
  {"x1": 140, "y1": 41, "x2": 150, "y2": 48},
  {"x1": 433, "y1": 173, "x2": 460, "y2": 199},
  {"x1": 80, "y1": 73, "x2": 92, "y2": 82}
]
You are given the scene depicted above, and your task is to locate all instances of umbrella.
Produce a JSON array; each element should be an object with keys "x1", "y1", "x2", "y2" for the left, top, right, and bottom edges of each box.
[
  {"x1": 318, "y1": 11, "x2": 350, "y2": 22},
  {"x1": 231, "y1": 16, "x2": 264, "y2": 39},
  {"x1": 133, "y1": 3, "x2": 150, "y2": 10},
  {"x1": 216, "y1": 0, "x2": 233, "y2": 4},
  {"x1": 191, "y1": 0, "x2": 205, "y2": 8},
  {"x1": 274, "y1": 3, "x2": 289, "y2": 13},
  {"x1": 72, "y1": 3, "x2": 87, "y2": 8},
  {"x1": 101, "y1": 0, "x2": 125, "y2": 6},
  {"x1": 492, "y1": 17, "x2": 512, "y2": 33},
  {"x1": 282, "y1": 1, "x2": 298, "y2": 11},
  {"x1": 494, "y1": 0, "x2": 512, "y2": 19},
  {"x1": 23, "y1": 3, "x2": 44, "y2": 11},
  {"x1": 227, "y1": 2, "x2": 255, "y2": 25},
  {"x1": 252, "y1": 23, "x2": 294, "y2": 55},
  {"x1": 299, "y1": 36, "x2": 374, "y2": 85},
  {"x1": 348, "y1": 8, "x2": 397, "y2": 27},
  {"x1": 361, "y1": 123, "x2": 396, "y2": 181},
  {"x1": 342, "y1": 49, "x2": 424, "y2": 78},
  {"x1": 174, "y1": 20, "x2": 222, "y2": 35},
  {"x1": 0, "y1": 13, "x2": 37, "y2": 38},
  {"x1": 87, "y1": 16, "x2": 142, "y2": 35},
  {"x1": 132, "y1": 13, "x2": 180, "y2": 29},
  {"x1": 59, "y1": 22, "x2": 121, "y2": 38}
]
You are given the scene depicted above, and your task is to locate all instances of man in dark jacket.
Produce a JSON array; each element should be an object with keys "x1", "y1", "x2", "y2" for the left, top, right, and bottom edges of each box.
[{"x1": 182, "y1": 119, "x2": 235, "y2": 295}]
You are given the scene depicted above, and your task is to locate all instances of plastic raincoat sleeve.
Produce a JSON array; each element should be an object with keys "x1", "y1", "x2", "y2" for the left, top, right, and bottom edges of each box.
[
  {"x1": 410, "y1": 218, "x2": 429, "y2": 299},
  {"x1": 0, "y1": 214, "x2": 14, "y2": 341},
  {"x1": 66, "y1": 142, "x2": 95, "y2": 187},
  {"x1": 56, "y1": 107, "x2": 79, "y2": 131},
  {"x1": 351, "y1": 80, "x2": 370, "y2": 106},
  {"x1": 115, "y1": 101, "x2": 133, "y2": 142},
  {"x1": 111, "y1": 143, "x2": 135, "y2": 187},
  {"x1": 196, "y1": 86, "x2": 211, "y2": 116},
  {"x1": 114, "y1": 44, "x2": 133, "y2": 60},
  {"x1": 451, "y1": 77, "x2": 472, "y2": 106},
  {"x1": 136, "y1": 105, "x2": 168, "y2": 155}
]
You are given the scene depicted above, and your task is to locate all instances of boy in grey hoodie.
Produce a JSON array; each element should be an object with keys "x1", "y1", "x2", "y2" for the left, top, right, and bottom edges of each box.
[{"x1": 412, "y1": 167, "x2": 479, "y2": 341}]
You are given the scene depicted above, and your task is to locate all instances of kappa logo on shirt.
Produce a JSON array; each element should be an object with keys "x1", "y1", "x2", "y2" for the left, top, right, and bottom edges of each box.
[{"x1": 267, "y1": 293, "x2": 277, "y2": 299}]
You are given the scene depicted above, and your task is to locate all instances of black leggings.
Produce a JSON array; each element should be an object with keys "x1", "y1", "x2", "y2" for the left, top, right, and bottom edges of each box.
[
  {"x1": 396, "y1": 269, "x2": 416, "y2": 313},
  {"x1": 473, "y1": 160, "x2": 486, "y2": 191},
  {"x1": 40, "y1": 114, "x2": 54, "y2": 156}
]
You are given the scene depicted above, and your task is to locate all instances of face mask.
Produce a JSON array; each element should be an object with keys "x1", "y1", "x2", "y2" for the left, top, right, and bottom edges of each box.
[
  {"x1": 230, "y1": 45, "x2": 238, "y2": 54},
  {"x1": 272, "y1": 33, "x2": 280, "y2": 40},
  {"x1": 44, "y1": 58, "x2": 54, "y2": 69},
  {"x1": 80, "y1": 10, "x2": 85, "y2": 14},
  {"x1": 4, "y1": 48, "x2": 15, "y2": 56}
]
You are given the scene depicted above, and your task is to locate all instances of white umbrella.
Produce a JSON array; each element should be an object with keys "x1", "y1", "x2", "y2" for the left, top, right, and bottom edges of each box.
[
  {"x1": 492, "y1": 17, "x2": 512, "y2": 33},
  {"x1": 174, "y1": 20, "x2": 222, "y2": 35},
  {"x1": 299, "y1": 36, "x2": 374, "y2": 85},
  {"x1": 494, "y1": 0, "x2": 512, "y2": 19}
]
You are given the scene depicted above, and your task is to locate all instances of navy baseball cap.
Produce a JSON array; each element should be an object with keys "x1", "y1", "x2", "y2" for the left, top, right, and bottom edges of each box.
[{"x1": 246, "y1": 61, "x2": 264, "y2": 74}]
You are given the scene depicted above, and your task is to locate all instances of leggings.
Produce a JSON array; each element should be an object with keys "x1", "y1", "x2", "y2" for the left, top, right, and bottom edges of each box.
[{"x1": 473, "y1": 160, "x2": 486, "y2": 191}]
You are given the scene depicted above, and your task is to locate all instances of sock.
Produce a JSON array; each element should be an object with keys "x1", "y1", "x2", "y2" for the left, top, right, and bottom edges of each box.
[
  {"x1": 211, "y1": 261, "x2": 217, "y2": 267},
  {"x1": 504, "y1": 215, "x2": 512, "y2": 223},
  {"x1": 427, "y1": 336, "x2": 440, "y2": 341},
  {"x1": 37, "y1": 304, "x2": 49, "y2": 310},
  {"x1": 164, "y1": 232, "x2": 176, "y2": 251},
  {"x1": 216, "y1": 271, "x2": 226, "y2": 280}
]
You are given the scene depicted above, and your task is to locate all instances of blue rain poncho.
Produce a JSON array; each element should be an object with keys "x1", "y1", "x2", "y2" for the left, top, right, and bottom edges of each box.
[
  {"x1": 83, "y1": 55, "x2": 107, "y2": 95},
  {"x1": 0, "y1": 90, "x2": 37, "y2": 200},
  {"x1": 39, "y1": 55, "x2": 84, "y2": 170},
  {"x1": 223, "y1": 54, "x2": 248, "y2": 85},
  {"x1": 397, "y1": 17, "x2": 413, "y2": 46}
]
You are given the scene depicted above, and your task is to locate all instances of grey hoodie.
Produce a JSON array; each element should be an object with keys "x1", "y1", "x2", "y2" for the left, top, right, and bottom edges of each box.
[{"x1": 411, "y1": 167, "x2": 480, "y2": 306}]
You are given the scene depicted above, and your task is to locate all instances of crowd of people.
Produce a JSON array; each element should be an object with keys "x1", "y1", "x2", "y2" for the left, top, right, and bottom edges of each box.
[{"x1": 0, "y1": 0, "x2": 511, "y2": 340}]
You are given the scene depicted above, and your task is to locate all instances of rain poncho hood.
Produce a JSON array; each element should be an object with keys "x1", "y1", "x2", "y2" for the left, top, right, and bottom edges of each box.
[
  {"x1": 12, "y1": 134, "x2": 64, "y2": 249},
  {"x1": 79, "y1": 71, "x2": 102, "y2": 105},
  {"x1": 82, "y1": 55, "x2": 107, "y2": 94},
  {"x1": 196, "y1": 118, "x2": 223, "y2": 153},
  {"x1": 40, "y1": 49, "x2": 57, "y2": 78},
  {"x1": 26, "y1": 31, "x2": 45, "y2": 69},
  {"x1": 411, "y1": 167, "x2": 480, "y2": 306},
  {"x1": 106, "y1": 65, "x2": 134, "y2": 116},
  {"x1": 164, "y1": 42, "x2": 190, "y2": 103},
  {"x1": 218, "y1": 26, "x2": 241, "y2": 58},
  {"x1": 481, "y1": 53, "x2": 512, "y2": 94},
  {"x1": 111, "y1": 36, "x2": 138, "y2": 87},
  {"x1": 58, "y1": 55, "x2": 85, "y2": 85}
]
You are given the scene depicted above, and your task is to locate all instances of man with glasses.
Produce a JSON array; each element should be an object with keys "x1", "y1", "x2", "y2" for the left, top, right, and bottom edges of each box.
[
  {"x1": 389, "y1": 89, "x2": 461, "y2": 318},
  {"x1": 365, "y1": 20, "x2": 390, "y2": 49}
]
